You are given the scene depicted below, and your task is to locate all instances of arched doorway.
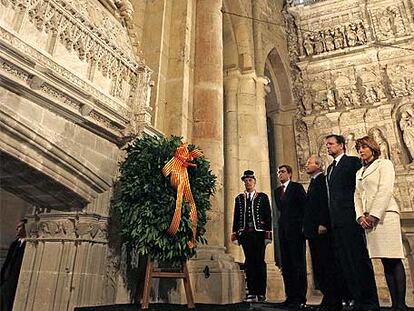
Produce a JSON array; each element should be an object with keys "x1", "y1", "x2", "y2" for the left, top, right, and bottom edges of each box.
[{"x1": 263, "y1": 48, "x2": 297, "y2": 267}]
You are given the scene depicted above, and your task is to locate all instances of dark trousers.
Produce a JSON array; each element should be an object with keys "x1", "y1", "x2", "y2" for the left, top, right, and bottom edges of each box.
[
  {"x1": 332, "y1": 224, "x2": 379, "y2": 311},
  {"x1": 240, "y1": 231, "x2": 267, "y2": 296},
  {"x1": 308, "y1": 233, "x2": 342, "y2": 309},
  {"x1": 279, "y1": 227, "x2": 307, "y2": 304}
]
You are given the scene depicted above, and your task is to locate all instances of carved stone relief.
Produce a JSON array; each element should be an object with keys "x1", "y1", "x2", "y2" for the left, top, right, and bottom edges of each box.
[
  {"x1": 368, "y1": 127, "x2": 390, "y2": 160},
  {"x1": 1, "y1": 0, "x2": 145, "y2": 105},
  {"x1": 398, "y1": 104, "x2": 414, "y2": 163},
  {"x1": 345, "y1": 132, "x2": 359, "y2": 157},
  {"x1": 384, "y1": 65, "x2": 414, "y2": 98},
  {"x1": 304, "y1": 70, "x2": 386, "y2": 115},
  {"x1": 300, "y1": 21, "x2": 367, "y2": 57},
  {"x1": 295, "y1": 118, "x2": 311, "y2": 178},
  {"x1": 371, "y1": 5, "x2": 408, "y2": 40},
  {"x1": 28, "y1": 214, "x2": 108, "y2": 243}
]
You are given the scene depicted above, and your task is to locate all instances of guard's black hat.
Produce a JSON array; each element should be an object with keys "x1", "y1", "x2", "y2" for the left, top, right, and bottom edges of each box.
[{"x1": 241, "y1": 170, "x2": 256, "y2": 181}]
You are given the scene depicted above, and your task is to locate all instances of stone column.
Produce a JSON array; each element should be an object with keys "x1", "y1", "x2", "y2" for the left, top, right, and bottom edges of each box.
[
  {"x1": 183, "y1": 0, "x2": 244, "y2": 304},
  {"x1": 192, "y1": 0, "x2": 224, "y2": 241},
  {"x1": 254, "y1": 76, "x2": 284, "y2": 301},
  {"x1": 224, "y1": 71, "x2": 284, "y2": 301},
  {"x1": 13, "y1": 212, "x2": 112, "y2": 311},
  {"x1": 224, "y1": 69, "x2": 244, "y2": 263}
]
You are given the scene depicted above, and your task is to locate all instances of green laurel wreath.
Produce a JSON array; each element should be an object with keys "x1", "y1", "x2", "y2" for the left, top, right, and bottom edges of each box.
[{"x1": 112, "y1": 135, "x2": 216, "y2": 264}]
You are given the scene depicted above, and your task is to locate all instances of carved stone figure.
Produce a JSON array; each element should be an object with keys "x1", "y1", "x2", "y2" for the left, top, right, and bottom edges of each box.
[
  {"x1": 303, "y1": 34, "x2": 314, "y2": 56},
  {"x1": 325, "y1": 30, "x2": 335, "y2": 51},
  {"x1": 346, "y1": 24, "x2": 358, "y2": 47},
  {"x1": 379, "y1": 8, "x2": 395, "y2": 37},
  {"x1": 326, "y1": 88, "x2": 336, "y2": 108},
  {"x1": 356, "y1": 22, "x2": 367, "y2": 44},
  {"x1": 391, "y1": 145, "x2": 403, "y2": 166},
  {"x1": 370, "y1": 128, "x2": 390, "y2": 159},
  {"x1": 334, "y1": 27, "x2": 345, "y2": 49},
  {"x1": 314, "y1": 32, "x2": 325, "y2": 54},
  {"x1": 351, "y1": 84, "x2": 361, "y2": 106},
  {"x1": 399, "y1": 110, "x2": 414, "y2": 161},
  {"x1": 339, "y1": 91, "x2": 353, "y2": 108},
  {"x1": 364, "y1": 86, "x2": 379, "y2": 104},
  {"x1": 346, "y1": 133, "x2": 359, "y2": 157},
  {"x1": 295, "y1": 120, "x2": 310, "y2": 172}
]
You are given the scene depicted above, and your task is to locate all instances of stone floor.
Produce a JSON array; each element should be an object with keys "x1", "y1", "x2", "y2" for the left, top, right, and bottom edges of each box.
[{"x1": 75, "y1": 303, "x2": 403, "y2": 311}]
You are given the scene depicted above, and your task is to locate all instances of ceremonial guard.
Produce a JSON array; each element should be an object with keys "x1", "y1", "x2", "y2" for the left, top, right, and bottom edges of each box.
[{"x1": 231, "y1": 170, "x2": 272, "y2": 303}]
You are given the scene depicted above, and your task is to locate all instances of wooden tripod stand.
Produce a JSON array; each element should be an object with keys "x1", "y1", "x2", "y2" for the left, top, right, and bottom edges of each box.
[{"x1": 141, "y1": 259, "x2": 195, "y2": 309}]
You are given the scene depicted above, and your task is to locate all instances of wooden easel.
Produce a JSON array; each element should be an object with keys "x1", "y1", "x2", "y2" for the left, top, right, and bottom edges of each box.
[{"x1": 141, "y1": 259, "x2": 195, "y2": 310}]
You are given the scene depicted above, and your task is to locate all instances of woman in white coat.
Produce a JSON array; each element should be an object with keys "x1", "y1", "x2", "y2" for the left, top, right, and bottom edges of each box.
[{"x1": 354, "y1": 136, "x2": 407, "y2": 311}]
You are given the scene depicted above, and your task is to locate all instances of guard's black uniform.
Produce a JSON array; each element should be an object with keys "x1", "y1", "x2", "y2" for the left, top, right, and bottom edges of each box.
[{"x1": 231, "y1": 192, "x2": 272, "y2": 297}]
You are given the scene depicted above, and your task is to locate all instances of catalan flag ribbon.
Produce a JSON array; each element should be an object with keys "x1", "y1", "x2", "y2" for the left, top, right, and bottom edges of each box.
[{"x1": 162, "y1": 144, "x2": 203, "y2": 248}]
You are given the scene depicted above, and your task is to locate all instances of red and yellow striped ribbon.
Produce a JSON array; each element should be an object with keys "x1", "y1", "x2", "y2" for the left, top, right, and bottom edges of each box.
[{"x1": 162, "y1": 144, "x2": 203, "y2": 248}]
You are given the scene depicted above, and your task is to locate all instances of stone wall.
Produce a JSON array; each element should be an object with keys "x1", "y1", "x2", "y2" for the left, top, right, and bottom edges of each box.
[{"x1": 0, "y1": 0, "x2": 153, "y2": 310}]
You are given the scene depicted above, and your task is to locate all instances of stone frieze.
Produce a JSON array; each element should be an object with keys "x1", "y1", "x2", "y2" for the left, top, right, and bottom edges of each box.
[{"x1": 27, "y1": 213, "x2": 109, "y2": 243}]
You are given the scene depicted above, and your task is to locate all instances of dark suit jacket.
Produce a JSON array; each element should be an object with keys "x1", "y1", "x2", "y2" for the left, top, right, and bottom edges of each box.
[
  {"x1": 1, "y1": 239, "x2": 26, "y2": 311},
  {"x1": 303, "y1": 173, "x2": 330, "y2": 239},
  {"x1": 232, "y1": 192, "x2": 272, "y2": 241},
  {"x1": 275, "y1": 181, "x2": 306, "y2": 239},
  {"x1": 327, "y1": 155, "x2": 362, "y2": 228}
]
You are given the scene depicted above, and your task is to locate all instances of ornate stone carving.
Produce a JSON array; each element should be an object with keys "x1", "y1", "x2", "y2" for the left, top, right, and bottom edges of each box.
[
  {"x1": 390, "y1": 144, "x2": 403, "y2": 166},
  {"x1": 283, "y1": 8, "x2": 306, "y2": 114},
  {"x1": 369, "y1": 128, "x2": 390, "y2": 160},
  {"x1": 384, "y1": 65, "x2": 414, "y2": 98},
  {"x1": 314, "y1": 31, "x2": 325, "y2": 54},
  {"x1": 28, "y1": 214, "x2": 108, "y2": 243},
  {"x1": 345, "y1": 132, "x2": 359, "y2": 157},
  {"x1": 372, "y1": 5, "x2": 407, "y2": 40},
  {"x1": 398, "y1": 105, "x2": 414, "y2": 162},
  {"x1": 303, "y1": 33, "x2": 314, "y2": 56},
  {"x1": 345, "y1": 23, "x2": 358, "y2": 47},
  {"x1": 295, "y1": 119, "x2": 310, "y2": 176},
  {"x1": 0, "y1": 59, "x2": 31, "y2": 82},
  {"x1": 324, "y1": 29, "x2": 335, "y2": 52},
  {"x1": 301, "y1": 22, "x2": 367, "y2": 57},
  {"x1": 333, "y1": 27, "x2": 345, "y2": 50},
  {"x1": 4, "y1": 0, "x2": 146, "y2": 102}
]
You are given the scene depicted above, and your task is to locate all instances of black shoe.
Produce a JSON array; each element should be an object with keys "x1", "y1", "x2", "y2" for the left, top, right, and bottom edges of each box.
[
  {"x1": 244, "y1": 294, "x2": 256, "y2": 302},
  {"x1": 257, "y1": 295, "x2": 266, "y2": 302}
]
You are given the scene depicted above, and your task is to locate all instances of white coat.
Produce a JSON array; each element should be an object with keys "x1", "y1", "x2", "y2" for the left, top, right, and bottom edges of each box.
[{"x1": 354, "y1": 159, "x2": 404, "y2": 258}]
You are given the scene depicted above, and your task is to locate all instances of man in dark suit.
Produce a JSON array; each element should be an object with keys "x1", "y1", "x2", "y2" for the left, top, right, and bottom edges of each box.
[
  {"x1": 275, "y1": 164, "x2": 307, "y2": 307},
  {"x1": 1, "y1": 219, "x2": 27, "y2": 311},
  {"x1": 325, "y1": 134, "x2": 379, "y2": 311},
  {"x1": 304, "y1": 155, "x2": 342, "y2": 311},
  {"x1": 231, "y1": 170, "x2": 272, "y2": 303}
]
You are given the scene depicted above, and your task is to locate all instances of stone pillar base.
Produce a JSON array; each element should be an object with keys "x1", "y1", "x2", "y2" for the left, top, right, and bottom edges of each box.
[
  {"x1": 266, "y1": 264, "x2": 285, "y2": 302},
  {"x1": 165, "y1": 246, "x2": 245, "y2": 304}
]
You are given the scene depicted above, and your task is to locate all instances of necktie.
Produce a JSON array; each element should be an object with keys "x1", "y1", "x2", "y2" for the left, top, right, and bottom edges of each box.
[
  {"x1": 280, "y1": 185, "x2": 285, "y2": 197},
  {"x1": 328, "y1": 160, "x2": 337, "y2": 181},
  {"x1": 308, "y1": 178, "x2": 315, "y2": 193}
]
